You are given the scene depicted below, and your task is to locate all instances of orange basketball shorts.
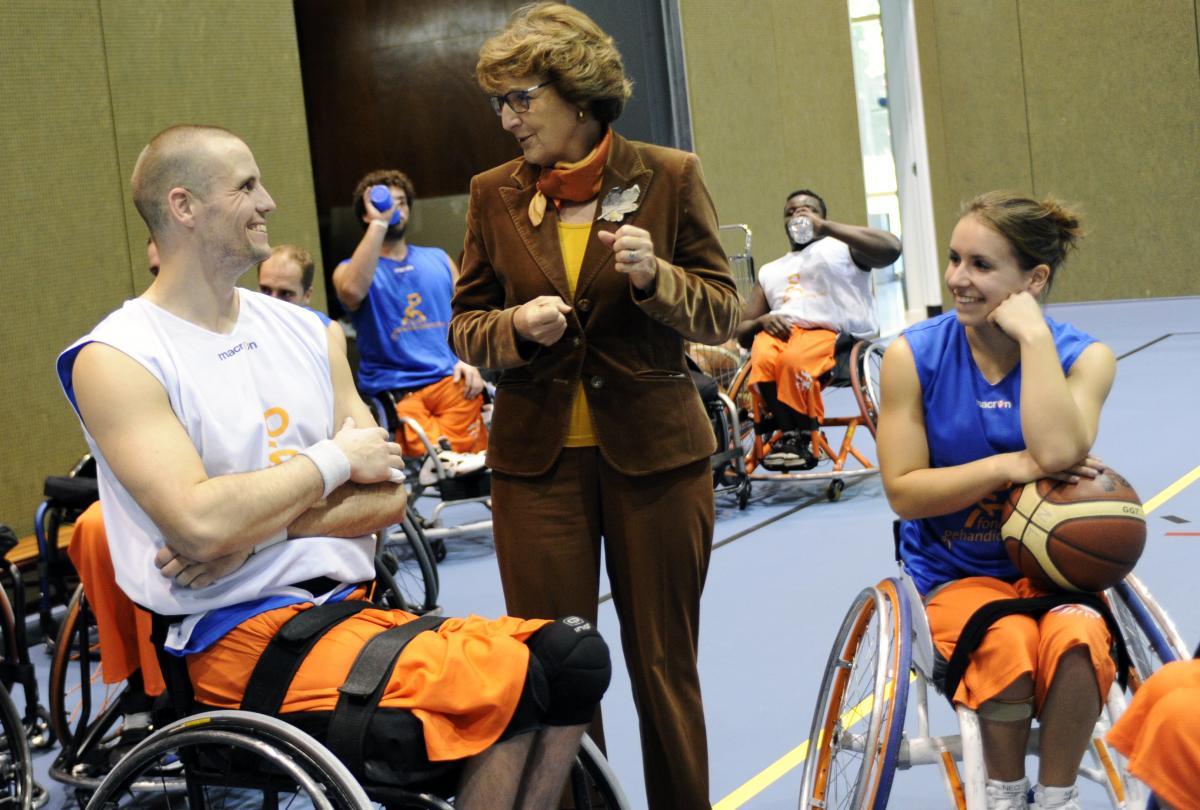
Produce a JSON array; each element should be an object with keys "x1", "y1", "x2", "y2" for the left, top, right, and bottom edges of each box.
[
  {"x1": 394, "y1": 375, "x2": 488, "y2": 456},
  {"x1": 748, "y1": 327, "x2": 837, "y2": 421},
  {"x1": 186, "y1": 601, "x2": 548, "y2": 762},
  {"x1": 925, "y1": 576, "x2": 1115, "y2": 713}
]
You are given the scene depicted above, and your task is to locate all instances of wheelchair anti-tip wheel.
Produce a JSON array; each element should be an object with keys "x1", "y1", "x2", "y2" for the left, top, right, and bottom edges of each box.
[{"x1": 799, "y1": 579, "x2": 910, "y2": 810}]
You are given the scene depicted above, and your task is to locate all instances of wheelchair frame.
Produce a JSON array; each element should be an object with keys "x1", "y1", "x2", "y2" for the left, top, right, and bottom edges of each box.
[
  {"x1": 50, "y1": 568, "x2": 631, "y2": 808},
  {"x1": 724, "y1": 337, "x2": 885, "y2": 504},
  {"x1": 798, "y1": 571, "x2": 1190, "y2": 809},
  {"x1": 365, "y1": 390, "x2": 493, "y2": 547}
]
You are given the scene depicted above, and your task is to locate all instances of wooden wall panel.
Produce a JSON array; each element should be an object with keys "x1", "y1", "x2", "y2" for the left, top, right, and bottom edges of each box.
[
  {"x1": 1020, "y1": 0, "x2": 1200, "y2": 300},
  {"x1": 679, "y1": 0, "x2": 867, "y2": 265},
  {"x1": 0, "y1": 1, "x2": 129, "y2": 535},
  {"x1": 917, "y1": 0, "x2": 1200, "y2": 303},
  {"x1": 0, "y1": 0, "x2": 322, "y2": 536}
]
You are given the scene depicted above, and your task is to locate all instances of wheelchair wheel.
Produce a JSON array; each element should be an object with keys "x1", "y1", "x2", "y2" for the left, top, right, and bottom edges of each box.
[
  {"x1": 379, "y1": 510, "x2": 439, "y2": 615},
  {"x1": 799, "y1": 579, "x2": 910, "y2": 810},
  {"x1": 84, "y1": 710, "x2": 371, "y2": 809},
  {"x1": 0, "y1": 682, "x2": 33, "y2": 810},
  {"x1": 567, "y1": 734, "x2": 633, "y2": 810},
  {"x1": 1107, "y1": 575, "x2": 1189, "y2": 688},
  {"x1": 849, "y1": 340, "x2": 885, "y2": 439},
  {"x1": 48, "y1": 585, "x2": 139, "y2": 791}
]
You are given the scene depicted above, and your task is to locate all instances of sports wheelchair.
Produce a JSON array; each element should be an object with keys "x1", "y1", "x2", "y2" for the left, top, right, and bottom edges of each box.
[
  {"x1": 798, "y1": 565, "x2": 1190, "y2": 809},
  {"x1": 48, "y1": 517, "x2": 441, "y2": 796},
  {"x1": 366, "y1": 390, "x2": 492, "y2": 552},
  {"x1": 722, "y1": 334, "x2": 885, "y2": 504},
  {"x1": 0, "y1": 527, "x2": 42, "y2": 809},
  {"x1": 76, "y1": 612, "x2": 633, "y2": 806}
]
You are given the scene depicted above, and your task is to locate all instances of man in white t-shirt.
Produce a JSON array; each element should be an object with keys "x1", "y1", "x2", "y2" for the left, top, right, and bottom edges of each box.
[
  {"x1": 58, "y1": 125, "x2": 608, "y2": 808},
  {"x1": 737, "y1": 189, "x2": 901, "y2": 470}
]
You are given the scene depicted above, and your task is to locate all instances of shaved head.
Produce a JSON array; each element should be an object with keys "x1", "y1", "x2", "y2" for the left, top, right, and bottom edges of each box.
[{"x1": 131, "y1": 124, "x2": 243, "y2": 235}]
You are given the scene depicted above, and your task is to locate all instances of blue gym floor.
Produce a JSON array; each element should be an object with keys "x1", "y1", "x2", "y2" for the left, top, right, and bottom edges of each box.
[{"x1": 26, "y1": 296, "x2": 1200, "y2": 808}]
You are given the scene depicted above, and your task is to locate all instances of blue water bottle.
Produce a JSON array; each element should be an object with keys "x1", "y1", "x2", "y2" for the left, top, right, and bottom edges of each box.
[{"x1": 369, "y1": 185, "x2": 402, "y2": 226}]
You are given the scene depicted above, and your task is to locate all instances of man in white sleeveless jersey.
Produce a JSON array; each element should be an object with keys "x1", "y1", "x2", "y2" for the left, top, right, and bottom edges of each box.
[
  {"x1": 56, "y1": 125, "x2": 609, "y2": 808},
  {"x1": 736, "y1": 189, "x2": 901, "y2": 470}
]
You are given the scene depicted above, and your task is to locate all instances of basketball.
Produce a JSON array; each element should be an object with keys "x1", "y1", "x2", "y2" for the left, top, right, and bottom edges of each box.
[{"x1": 1000, "y1": 469, "x2": 1146, "y2": 592}]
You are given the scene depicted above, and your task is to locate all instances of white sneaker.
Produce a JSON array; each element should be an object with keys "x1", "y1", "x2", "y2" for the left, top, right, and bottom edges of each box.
[
  {"x1": 986, "y1": 777, "x2": 1030, "y2": 810},
  {"x1": 1031, "y1": 784, "x2": 1079, "y2": 810},
  {"x1": 418, "y1": 450, "x2": 486, "y2": 486}
]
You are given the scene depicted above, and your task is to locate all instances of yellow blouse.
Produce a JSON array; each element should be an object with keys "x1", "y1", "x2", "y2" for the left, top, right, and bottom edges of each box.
[{"x1": 557, "y1": 221, "x2": 596, "y2": 447}]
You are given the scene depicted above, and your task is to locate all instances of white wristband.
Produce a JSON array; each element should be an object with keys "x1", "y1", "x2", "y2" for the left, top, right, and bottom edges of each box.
[
  {"x1": 298, "y1": 439, "x2": 352, "y2": 498},
  {"x1": 369, "y1": 218, "x2": 389, "y2": 230}
]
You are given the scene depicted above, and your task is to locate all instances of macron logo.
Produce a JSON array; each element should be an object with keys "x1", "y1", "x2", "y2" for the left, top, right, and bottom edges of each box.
[
  {"x1": 217, "y1": 340, "x2": 258, "y2": 361},
  {"x1": 977, "y1": 399, "x2": 1012, "y2": 410}
]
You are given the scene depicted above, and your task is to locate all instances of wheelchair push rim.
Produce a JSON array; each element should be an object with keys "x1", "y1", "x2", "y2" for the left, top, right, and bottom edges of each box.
[{"x1": 799, "y1": 580, "x2": 909, "y2": 810}]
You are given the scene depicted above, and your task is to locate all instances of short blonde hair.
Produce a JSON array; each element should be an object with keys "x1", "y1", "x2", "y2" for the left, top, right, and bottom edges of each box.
[
  {"x1": 476, "y1": 2, "x2": 632, "y2": 124},
  {"x1": 131, "y1": 124, "x2": 241, "y2": 234}
]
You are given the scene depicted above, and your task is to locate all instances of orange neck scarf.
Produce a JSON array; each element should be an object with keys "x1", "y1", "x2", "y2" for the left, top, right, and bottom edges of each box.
[{"x1": 528, "y1": 128, "x2": 612, "y2": 227}]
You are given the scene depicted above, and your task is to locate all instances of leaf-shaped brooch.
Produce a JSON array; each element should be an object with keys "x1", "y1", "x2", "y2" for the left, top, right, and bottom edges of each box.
[{"x1": 598, "y1": 184, "x2": 641, "y2": 223}]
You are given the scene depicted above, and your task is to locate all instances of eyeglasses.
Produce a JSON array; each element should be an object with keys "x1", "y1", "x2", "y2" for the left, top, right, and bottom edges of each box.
[{"x1": 488, "y1": 81, "x2": 550, "y2": 115}]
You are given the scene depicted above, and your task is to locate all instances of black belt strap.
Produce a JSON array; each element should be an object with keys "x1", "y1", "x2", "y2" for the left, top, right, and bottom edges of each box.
[
  {"x1": 941, "y1": 592, "x2": 1131, "y2": 706},
  {"x1": 240, "y1": 599, "x2": 371, "y2": 715},
  {"x1": 326, "y1": 614, "x2": 447, "y2": 775}
]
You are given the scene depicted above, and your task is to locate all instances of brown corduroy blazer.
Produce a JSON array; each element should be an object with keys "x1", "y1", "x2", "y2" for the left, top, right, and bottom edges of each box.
[{"x1": 449, "y1": 132, "x2": 739, "y2": 477}]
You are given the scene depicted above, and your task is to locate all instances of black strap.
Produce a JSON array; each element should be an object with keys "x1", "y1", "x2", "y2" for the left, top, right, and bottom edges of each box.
[
  {"x1": 240, "y1": 600, "x2": 371, "y2": 715},
  {"x1": 941, "y1": 592, "x2": 1131, "y2": 705},
  {"x1": 326, "y1": 614, "x2": 446, "y2": 775}
]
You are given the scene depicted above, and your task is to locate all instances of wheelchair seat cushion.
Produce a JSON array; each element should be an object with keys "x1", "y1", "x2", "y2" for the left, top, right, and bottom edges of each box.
[{"x1": 43, "y1": 474, "x2": 100, "y2": 510}]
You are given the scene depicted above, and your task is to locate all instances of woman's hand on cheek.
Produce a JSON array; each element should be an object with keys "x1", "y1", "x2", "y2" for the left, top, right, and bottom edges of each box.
[{"x1": 987, "y1": 290, "x2": 1049, "y2": 343}]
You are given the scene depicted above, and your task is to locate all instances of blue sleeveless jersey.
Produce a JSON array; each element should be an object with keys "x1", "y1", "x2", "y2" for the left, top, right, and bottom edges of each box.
[
  {"x1": 304, "y1": 305, "x2": 332, "y2": 327},
  {"x1": 899, "y1": 311, "x2": 1096, "y2": 594},
  {"x1": 344, "y1": 245, "x2": 458, "y2": 392}
]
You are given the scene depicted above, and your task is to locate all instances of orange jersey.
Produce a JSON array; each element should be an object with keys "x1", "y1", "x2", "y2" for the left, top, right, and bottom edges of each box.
[{"x1": 1106, "y1": 659, "x2": 1200, "y2": 810}]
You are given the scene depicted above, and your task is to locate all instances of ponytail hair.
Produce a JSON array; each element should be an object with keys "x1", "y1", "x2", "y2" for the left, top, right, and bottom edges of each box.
[{"x1": 964, "y1": 191, "x2": 1084, "y2": 295}]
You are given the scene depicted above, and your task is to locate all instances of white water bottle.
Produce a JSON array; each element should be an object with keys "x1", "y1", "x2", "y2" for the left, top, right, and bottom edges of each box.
[{"x1": 788, "y1": 215, "x2": 814, "y2": 245}]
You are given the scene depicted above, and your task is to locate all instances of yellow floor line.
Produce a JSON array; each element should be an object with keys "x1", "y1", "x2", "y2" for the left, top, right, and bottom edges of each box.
[
  {"x1": 1142, "y1": 462, "x2": 1200, "y2": 515},
  {"x1": 715, "y1": 675, "x2": 910, "y2": 809},
  {"x1": 714, "y1": 462, "x2": 1200, "y2": 808}
]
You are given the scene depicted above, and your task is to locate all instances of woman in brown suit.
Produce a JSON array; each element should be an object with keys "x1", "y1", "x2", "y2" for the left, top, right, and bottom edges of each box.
[{"x1": 449, "y1": 5, "x2": 739, "y2": 807}]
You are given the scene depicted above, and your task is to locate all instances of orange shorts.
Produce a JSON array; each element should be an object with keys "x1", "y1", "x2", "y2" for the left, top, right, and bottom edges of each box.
[
  {"x1": 925, "y1": 576, "x2": 1115, "y2": 713},
  {"x1": 66, "y1": 502, "x2": 164, "y2": 696},
  {"x1": 394, "y1": 375, "x2": 488, "y2": 456},
  {"x1": 187, "y1": 602, "x2": 549, "y2": 762},
  {"x1": 1106, "y1": 659, "x2": 1200, "y2": 810},
  {"x1": 748, "y1": 327, "x2": 837, "y2": 421}
]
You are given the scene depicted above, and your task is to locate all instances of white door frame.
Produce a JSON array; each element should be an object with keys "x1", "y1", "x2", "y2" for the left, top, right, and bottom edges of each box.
[{"x1": 880, "y1": 0, "x2": 942, "y2": 321}]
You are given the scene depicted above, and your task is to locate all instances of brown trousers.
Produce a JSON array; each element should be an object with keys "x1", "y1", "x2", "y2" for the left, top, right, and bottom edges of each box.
[{"x1": 492, "y1": 448, "x2": 714, "y2": 810}]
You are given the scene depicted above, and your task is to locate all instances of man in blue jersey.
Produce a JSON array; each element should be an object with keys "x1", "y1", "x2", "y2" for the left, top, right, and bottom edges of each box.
[
  {"x1": 259, "y1": 243, "x2": 347, "y2": 358},
  {"x1": 333, "y1": 171, "x2": 487, "y2": 475}
]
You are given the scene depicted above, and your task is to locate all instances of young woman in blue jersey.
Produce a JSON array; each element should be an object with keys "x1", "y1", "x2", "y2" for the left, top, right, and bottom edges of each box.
[{"x1": 877, "y1": 191, "x2": 1117, "y2": 810}]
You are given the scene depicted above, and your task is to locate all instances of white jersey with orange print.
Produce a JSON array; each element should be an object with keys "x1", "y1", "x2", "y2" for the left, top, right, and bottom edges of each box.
[
  {"x1": 758, "y1": 237, "x2": 878, "y2": 339},
  {"x1": 57, "y1": 289, "x2": 375, "y2": 648}
]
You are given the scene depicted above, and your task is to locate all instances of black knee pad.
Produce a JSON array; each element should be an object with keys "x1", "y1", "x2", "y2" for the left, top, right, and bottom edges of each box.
[{"x1": 526, "y1": 616, "x2": 611, "y2": 726}]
